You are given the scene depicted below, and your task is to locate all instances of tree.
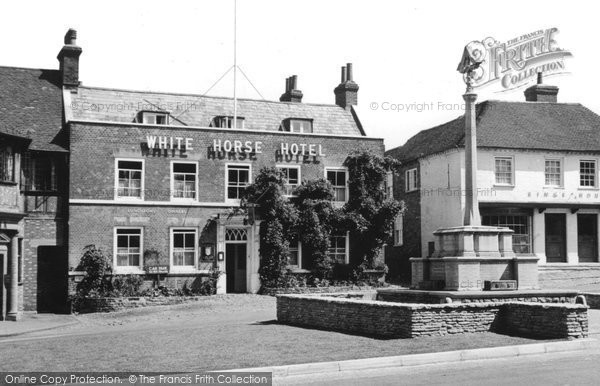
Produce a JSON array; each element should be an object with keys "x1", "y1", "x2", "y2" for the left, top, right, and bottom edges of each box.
[
  {"x1": 343, "y1": 151, "x2": 404, "y2": 269},
  {"x1": 293, "y1": 179, "x2": 339, "y2": 279},
  {"x1": 240, "y1": 167, "x2": 298, "y2": 288}
]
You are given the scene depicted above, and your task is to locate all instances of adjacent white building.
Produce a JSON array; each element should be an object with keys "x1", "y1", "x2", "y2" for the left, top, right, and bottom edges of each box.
[{"x1": 386, "y1": 79, "x2": 600, "y2": 288}]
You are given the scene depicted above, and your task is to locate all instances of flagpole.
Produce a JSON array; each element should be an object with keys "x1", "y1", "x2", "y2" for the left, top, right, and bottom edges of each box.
[{"x1": 233, "y1": 0, "x2": 238, "y2": 129}]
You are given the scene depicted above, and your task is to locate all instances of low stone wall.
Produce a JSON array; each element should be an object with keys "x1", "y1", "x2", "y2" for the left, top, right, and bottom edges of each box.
[
  {"x1": 500, "y1": 303, "x2": 588, "y2": 339},
  {"x1": 276, "y1": 294, "x2": 588, "y2": 339},
  {"x1": 376, "y1": 288, "x2": 579, "y2": 304},
  {"x1": 262, "y1": 285, "x2": 379, "y2": 296},
  {"x1": 77, "y1": 296, "x2": 205, "y2": 313}
]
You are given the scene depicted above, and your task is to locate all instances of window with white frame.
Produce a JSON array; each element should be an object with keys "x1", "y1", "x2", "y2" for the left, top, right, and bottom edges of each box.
[
  {"x1": 226, "y1": 164, "x2": 250, "y2": 201},
  {"x1": 326, "y1": 168, "x2": 348, "y2": 202},
  {"x1": 211, "y1": 116, "x2": 245, "y2": 129},
  {"x1": 115, "y1": 228, "x2": 142, "y2": 268},
  {"x1": 283, "y1": 119, "x2": 313, "y2": 133},
  {"x1": 278, "y1": 166, "x2": 300, "y2": 196},
  {"x1": 405, "y1": 168, "x2": 418, "y2": 192},
  {"x1": 545, "y1": 159, "x2": 562, "y2": 187},
  {"x1": 580, "y1": 160, "x2": 597, "y2": 188},
  {"x1": 116, "y1": 160, "x2": 143, "y2": 199},
  {"x1": 494, "y1": 157, "x2": 513, "y2": 185},
  {"x1": 141, "y1": 112, "x2": 169, "y2": 125},
  {"x1": 171, "y1": 228, "x2": 197, "y2": 268},
  {"x1": 172, "y1": 162, "x2": 197, "y2": 200},
  {"x1": 328, "y1": 234, "x2": 349, "y2": 264},
  {"x1": 288, "y1": 235, "x2": 301, "y2": 268},
  {"x1": 393, "y1": 213, "x2": 403, "y2": 246}
]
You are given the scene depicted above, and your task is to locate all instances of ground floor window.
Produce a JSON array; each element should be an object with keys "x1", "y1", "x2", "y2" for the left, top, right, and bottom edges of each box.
[
  {"x1": 328, "y1": 234, "x2": 349, "y2": 264},
  {"x1": 482, "y1": 212, "x2": 531, "y2": 254},
  {"x1": 115, "y1": 228, "x2": 142, "y2": 267},
  {"x1": 288, "y1": 235, "x2": 301, "y2": 268},
  {"x1": 171, "y1": 228, "x2": 198, "y2": 267}
]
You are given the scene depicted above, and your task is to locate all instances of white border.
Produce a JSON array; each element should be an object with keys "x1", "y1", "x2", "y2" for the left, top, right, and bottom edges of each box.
[
  {"x1": 114, "y1": 158, "x2": 145, "y2": 201},
  {"x1": 276, "y1": 164, "x2": 301, "y2": 197},
  {"x1": 170, "y1": 160, "x2": 198, "y2": 203},
  {"x1": 493, "y1": 155, "x2": 515, "y2": 187},
  {"x1": 225, "y1": 163, "x2": 252, "y2": 205},
  {"x1": 324, "y1": 166, "x2": 349, "y2": 203},
  {"x1": 113, "y1": 226, "x2": 144, "y2": 274},
  {"x1": 169, "y1": 226, "x2": 200, "y2": 273}
]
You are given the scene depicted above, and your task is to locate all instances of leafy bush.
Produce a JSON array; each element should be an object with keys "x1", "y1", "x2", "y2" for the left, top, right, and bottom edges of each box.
[
  {"x1": 75, "y1": 245, "x2": 113, "y2": 298},
  {"x1": 111, "y1": 275, "x2": 145, "y2": 297}
]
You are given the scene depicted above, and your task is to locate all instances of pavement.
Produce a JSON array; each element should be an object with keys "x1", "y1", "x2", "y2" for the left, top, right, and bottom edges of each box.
[{"x1": 0, "y1": 313, "x2": 80, "y2": 338}]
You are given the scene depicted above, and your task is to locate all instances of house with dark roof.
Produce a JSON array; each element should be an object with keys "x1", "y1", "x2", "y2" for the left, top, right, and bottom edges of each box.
[
  {"x1": 0, "y1": 29, "x2": 384, "y2": 319},
  {"x1": 386, "y1": 78, "x2": 600, "y2": 288}
]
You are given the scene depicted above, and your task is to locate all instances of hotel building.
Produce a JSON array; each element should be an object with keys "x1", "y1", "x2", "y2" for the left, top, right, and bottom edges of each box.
[{"x1": 1, "y1": 29, "x2": 384, "y2": 318}]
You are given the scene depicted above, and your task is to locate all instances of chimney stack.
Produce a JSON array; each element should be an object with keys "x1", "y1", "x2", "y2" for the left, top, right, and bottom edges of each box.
[
  {"x1": 280, "y1": 75, "x2": 303, "y2": 103},
  {"x1": 334, "y1": 63, "x2": 359, "y2": 109},
  {"x1": 524, "y1": 72, "x2": 558, "y2": 102},
  {"x1": 57, "y1": 28, "x2": 82, "y2": 89}
]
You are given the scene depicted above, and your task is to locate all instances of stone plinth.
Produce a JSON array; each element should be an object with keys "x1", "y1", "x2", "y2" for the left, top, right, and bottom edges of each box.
[{"x1": 411, "y1": 225, "x2": 539, "y2": 291}]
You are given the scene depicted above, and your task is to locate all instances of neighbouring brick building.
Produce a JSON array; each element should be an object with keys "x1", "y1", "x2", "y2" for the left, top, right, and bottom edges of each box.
[
  {"x1": 1, "y1": 28, "x2": 385, "y2": 317},
  {"x1": 386, "y1": 76, "x2": 600, "y2": 289}
]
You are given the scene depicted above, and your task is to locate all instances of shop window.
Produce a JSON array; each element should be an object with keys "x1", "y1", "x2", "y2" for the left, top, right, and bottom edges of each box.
[
  {"x1": 393, "y1": 213, "x2": 403, "y2": 246},
  {"x1": 328, "y1": 234, "x2": 349, "y2": 264},
  {"x1": 115, "y1": 228, "x2": 142, "y2": 268},
  {"x1": 494, "y1": 157, "x2": 514, "y2": 185},
  {"x1": 482, "y1": 214, "x2": 531, "y2": 254},
  {"x1": 580, "y1": 160, "x2": 597, "y2": 188},
  {"x1": 211, "y1": 116, "x2": 245, "y2": 129},
  {"x1": 277, "y1": 166, "x2": 300, "y2": 196},
  {"x1": 116, "y1": 159, "x2": 144, "y2": 199},
  {"x1": 282, "y1": 119, "x2": 313, "y2": 133},
  {"x1": 545, "y1": 159, "x2": 562, "y2": 187},
  {"x1": 405, "y1": 168, "x2": 418, "y2": 192},
  {"x1": 171, "y1": 162, "x2": 197, "y2": 200},
  {"x1": 288, "y1": 235, "x2": 301, "y2": 268},
  {"x1": 171, "y1": 228, "x2": 197, "y2": 268},
  {"x1": 226, "y1": 164, "x2": 251, "y2": 201},
  {"x1": 21, "y1": 152, "x2": 60, "y2": 192},
  {"x1": 326, "y1": 168, "x2": 348, "y2": 202},
  {"x1": 141, "y1": 112, "x2": 169, "y2": 125},
  {"x1": 0, "y1": 144, "x2": 14, "y2": 183}
]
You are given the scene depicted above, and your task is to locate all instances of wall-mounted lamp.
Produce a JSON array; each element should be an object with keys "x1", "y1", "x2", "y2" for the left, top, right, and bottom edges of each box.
[{"x1": 218, "y1": 251, "x2": 225, "y2": 261}]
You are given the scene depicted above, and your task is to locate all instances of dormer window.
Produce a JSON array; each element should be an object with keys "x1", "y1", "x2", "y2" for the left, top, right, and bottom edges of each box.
[
  {"x1": 211, "y1": 116, "x2": 245, "y2": 129},
  {"x1": 282, "y1": 119, "x2": 313, "y2": 133},
  {"x1": 140, "y1": 111, "x2": 169, "y2": 125}
]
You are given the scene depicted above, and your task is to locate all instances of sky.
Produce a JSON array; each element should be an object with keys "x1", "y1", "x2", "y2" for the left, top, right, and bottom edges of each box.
[{"x1": 1, "y1": 0, "x2": 597, "y2": 150}]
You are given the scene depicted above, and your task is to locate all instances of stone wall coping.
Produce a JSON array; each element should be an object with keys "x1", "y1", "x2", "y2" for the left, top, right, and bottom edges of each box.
[
  {"x1": 433, "y1": 226, "x2": 514, "y2": 235},
  {"x1": 409, "y1": 256, "x2": 539, "y2": 262},
  {"x1": 376, "y1": 288, "x2": 580, "y2": 297},
  {"x1": 276, "y1": 293, "x2": 588, "y2": 310}
]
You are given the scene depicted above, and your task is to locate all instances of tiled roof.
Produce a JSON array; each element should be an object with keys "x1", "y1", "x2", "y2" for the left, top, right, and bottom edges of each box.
[
  {"x1": 0, "y1": 66, "x2": 67, "y2": 152},
  {"x1": 386, "y1": 101, "x2": 600, "y2": 162},
  {"x1": 70, "y1": 86, "x2": 364, "y2": 136}
]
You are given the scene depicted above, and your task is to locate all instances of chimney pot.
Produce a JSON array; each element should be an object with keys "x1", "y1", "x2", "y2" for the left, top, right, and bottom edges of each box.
[
  {"x1": 346, "y1": 63, "x2": 353, "y2": 81},
  {"x1": 57, "y1": 28, "x2": 82, "y2": 89},
  {"x1": 341, "y1": 66, "x2": 347, "y2": 83},
  {"x1": 291, "y1": 75, "x2": 298, "y2": 90},
  {"x1": 280, "y1": 74, "x2": 303, "y2": 103},
  {"x1": 334, "y1": 63, "x2": 359, "y2": 109}
]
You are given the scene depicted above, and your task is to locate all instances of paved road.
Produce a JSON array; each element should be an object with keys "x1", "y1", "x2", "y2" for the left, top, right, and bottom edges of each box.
[{"x1": 281, "y1": 346, "x2": 600, "y2": 386}]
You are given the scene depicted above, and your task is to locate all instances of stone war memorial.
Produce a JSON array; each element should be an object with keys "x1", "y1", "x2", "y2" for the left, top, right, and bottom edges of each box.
[{"x1": 277, "y1": 41, "x2": 589, "y2": 340}]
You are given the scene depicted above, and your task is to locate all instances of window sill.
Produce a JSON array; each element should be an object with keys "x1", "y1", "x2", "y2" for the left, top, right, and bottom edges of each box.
[
  {"x1": 115, "y1": 197, "x2": 145, "y2": 203},
  {"x1": 0, "y1": 180, "x2": 17, "y2": 186},
  {"x1": 577, "y1": 187, "x2": 599, "y2": 191},
  {"x1": 542, "y1": 186, "x2": 564, "y2": 189},
  {"x1": 113, "y1": 267, "x2": 145, "y2": 275},
  {"x1": 169, "y1": 267, "x2": 207, "y2": 274},
  {"x1": 493, "y1": 184, "x2": 515, "y2": 188}
]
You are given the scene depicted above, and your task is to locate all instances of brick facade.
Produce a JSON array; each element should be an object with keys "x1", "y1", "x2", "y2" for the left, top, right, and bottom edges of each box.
[{"x1": 385, "y1": 160, "x2": 420, "y2": 284}]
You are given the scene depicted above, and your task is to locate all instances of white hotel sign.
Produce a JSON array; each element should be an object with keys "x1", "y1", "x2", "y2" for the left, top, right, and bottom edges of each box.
[{"x1": 145, "y1": 136, "x2": 325, "y2": 157}]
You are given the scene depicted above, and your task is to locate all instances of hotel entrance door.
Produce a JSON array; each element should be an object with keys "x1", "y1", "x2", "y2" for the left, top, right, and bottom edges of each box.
[
  {"x1": 578, "y1": 214, "x2": 598, "y2": 263},
  {"x1": 545, "y1": 214, "x2": 567, "y2": 263},
  {"x1": 226, "y1": 244, "x2": 247, "y2": 293}
]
